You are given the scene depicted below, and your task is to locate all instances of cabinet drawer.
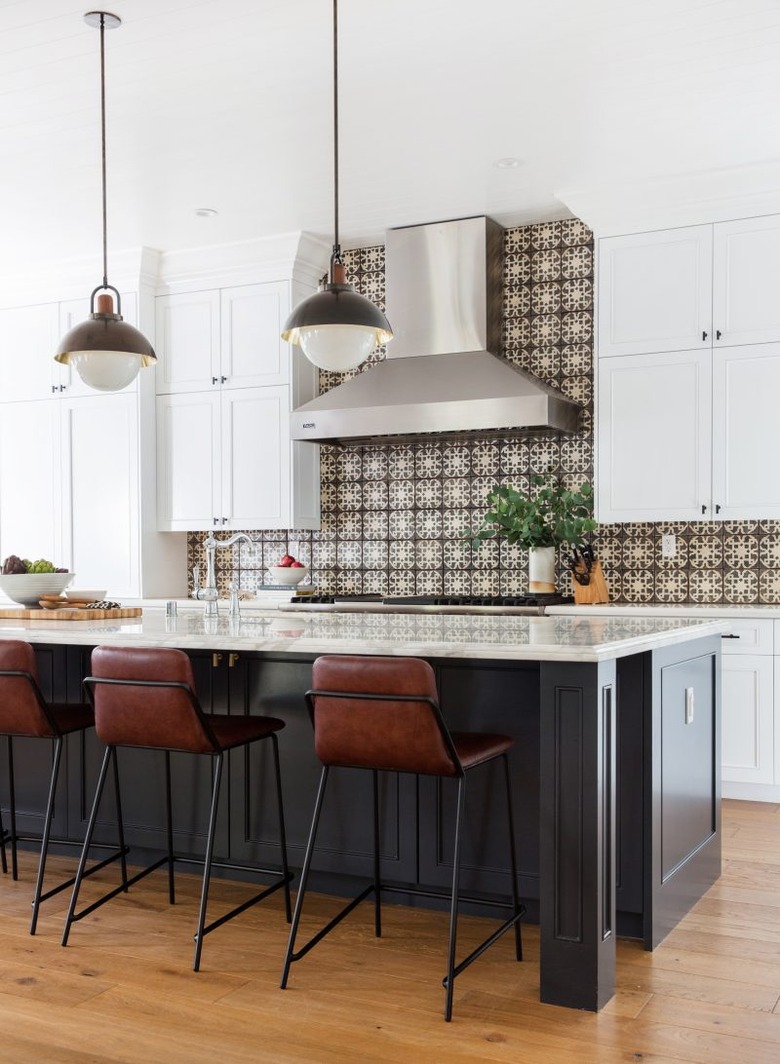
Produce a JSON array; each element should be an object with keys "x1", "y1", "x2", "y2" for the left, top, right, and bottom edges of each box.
[{"x1": 720, "y1": 619, "x2": 774, "y2": 655}]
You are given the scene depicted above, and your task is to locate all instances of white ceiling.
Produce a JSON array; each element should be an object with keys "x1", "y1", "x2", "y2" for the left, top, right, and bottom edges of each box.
[{"x1": 2, "y1": 0, "x2": 780, "y2": 275}]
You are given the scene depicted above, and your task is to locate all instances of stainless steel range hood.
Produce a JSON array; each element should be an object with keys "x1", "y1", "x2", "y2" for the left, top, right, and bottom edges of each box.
[{"x1": 290, "y1": 216, "x2": 581, "y2": 446}]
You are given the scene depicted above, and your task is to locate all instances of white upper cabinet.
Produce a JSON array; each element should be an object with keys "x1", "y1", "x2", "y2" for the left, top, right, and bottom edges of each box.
[
  {"x1": 0, "y1": 399, "x2": 62, "y2": 568},
  {"x1": 596, "y1": 213, "x2": 780, "y2": 523},
  {"x1": 156, "y1": 386, "x2": 307, "y2": 532},
  {"x1": 220, "y1": 283, "x2": 289, "y2": 387},
  {"x1": 598, "y1": 215, "x2": 780, "y2": 360},
  {"x1": 56, "y1": 294, "x2": 139, "y2": 397},
  {"x1": 711, "y1": 343, "x2": 780, "y2": 520},
  {"x1": 155, "y1": 282, "x2": 289, "y2": 393},
  {"x1": 0, "y1": 303, "x2": 60, "y2": 401},
  {"x1": 597, "y1": 225, "x2": 713, "y2": 357},
  {"x1": 60, "y1": 393, "x2": 140, "y2": 598},
  {"x1": 713, "y1": 216, "x2": 780, "y2": 347},
  {"x1": 0, "y1": 294, "x2": 140, "y2": 401},
  {"x1": 597, "y1": 350, "x2": 712, "y2": 522}
]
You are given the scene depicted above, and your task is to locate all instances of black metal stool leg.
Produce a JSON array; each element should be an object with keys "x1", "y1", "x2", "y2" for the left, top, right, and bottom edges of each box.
[
  {"x1": 280, "y1": 765, "x2": 330, "y2": 989},
  {"x1": 8, "y1": 736, "x2": 18, "y2": 881},
  {"x1": 0, "y1": 804, "x2": 6, "y2": 875},
  {"x1": 372, "y1": 768, "x2": 382, "y2": 938},
  {"x1": 112, "y1": 746, "x2": 128, "y2": 891},
  {"x1": 29, "y1": 737, "x2": 63, "y2": 935},
  {"x1": 270, "y1": 733, "x2": 292, "y2": 922},
  {"x1": 444, "y1": 776, "x2": 466, "y2": 1023},
  {"x1": 164, "y1": 750, "x2": 175, "y2": 905},
  {"x1": 62, "y1": 745, "x2": 113, "y2": 946},
  {"x1": 503, "y1": 753, "x2": 522, "y2": 961},
  {"x1": 193, "y1": 752, "x2": 223, "y2": 972}
]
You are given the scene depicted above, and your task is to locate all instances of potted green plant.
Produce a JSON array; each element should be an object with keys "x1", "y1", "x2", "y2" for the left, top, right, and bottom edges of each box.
[{"x1": 470, "y1": 473, "x2": 597, "y2": 591}]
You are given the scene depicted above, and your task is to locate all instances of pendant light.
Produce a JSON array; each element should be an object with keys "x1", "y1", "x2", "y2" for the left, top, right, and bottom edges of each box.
[
  {"x1": 281, "y1": 0, "x2": 392, "y2": 372},
  {"x1": 54, "y1": 11, "x2": 156, "y2": 392}
]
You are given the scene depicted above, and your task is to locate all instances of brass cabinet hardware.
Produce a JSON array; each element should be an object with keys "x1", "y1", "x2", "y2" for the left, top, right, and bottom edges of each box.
[
  {"x1": 228, "y1": 653, "x2": 239, "y2": 668},
  {"x1": 212, "y1": 653, "x2": 223, "y2": 667}
]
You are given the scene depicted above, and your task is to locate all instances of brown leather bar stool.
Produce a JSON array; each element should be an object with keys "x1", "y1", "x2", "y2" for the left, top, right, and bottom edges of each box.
[
  {"x1": 280, "y1": 654, "x2": 525, "y2": 1021},
  {"x1": 0, "y1": 640, "x2": 126, "y2": 934},
  {"x1": 62, "y1": 646, "x2": 292, "y2": 970}
]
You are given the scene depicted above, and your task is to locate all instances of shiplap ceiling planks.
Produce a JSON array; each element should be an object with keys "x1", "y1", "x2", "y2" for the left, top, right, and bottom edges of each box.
[{"x1": 1, "y1": 0, "x2": 779, "y2": 271}]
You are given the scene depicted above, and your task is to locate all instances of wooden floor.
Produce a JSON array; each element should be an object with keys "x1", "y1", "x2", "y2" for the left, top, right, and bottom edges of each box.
[{"x1": 0, "y1": 799, "x2": 778, "y2": 1063}]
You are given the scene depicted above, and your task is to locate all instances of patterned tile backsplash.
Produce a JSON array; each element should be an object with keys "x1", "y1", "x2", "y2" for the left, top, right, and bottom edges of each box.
[{"x1": 189, "y1": 218, "x2": 780, "y2": 606}]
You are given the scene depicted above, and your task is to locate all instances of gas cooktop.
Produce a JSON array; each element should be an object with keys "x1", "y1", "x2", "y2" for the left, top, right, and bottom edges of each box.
[{"x1": 279, "y1": 593, "x2": 574, "y2": 616}]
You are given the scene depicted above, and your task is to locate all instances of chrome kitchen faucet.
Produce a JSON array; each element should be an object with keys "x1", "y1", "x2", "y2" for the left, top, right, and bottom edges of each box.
[{"x1": 192, "y1": 532, "x2": 254, "y2": 617}]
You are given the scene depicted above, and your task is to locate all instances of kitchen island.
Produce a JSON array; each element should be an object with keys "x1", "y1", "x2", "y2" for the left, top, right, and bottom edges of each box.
[{"x1": 0, "y1": 608, "x2": 723, "y2": 1012}]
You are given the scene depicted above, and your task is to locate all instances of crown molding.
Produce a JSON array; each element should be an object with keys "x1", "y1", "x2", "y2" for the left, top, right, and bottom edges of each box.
[
  {"x1": 556, "y1": 160, "x2": 780, "y2": 237},
  {"x1": 0, "y1": 247, "x2": 161, "y2": 308},
  {"x1": 155, "y1": 232, "x2": 331, "y2": 294}
]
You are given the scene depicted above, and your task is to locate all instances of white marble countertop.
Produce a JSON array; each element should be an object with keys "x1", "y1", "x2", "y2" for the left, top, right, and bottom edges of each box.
[
  {"x1": 547, "y1": 603, "x2": 780, "y2": 619},
  {"x1": 0, "y1": 608, "x2": 726, "y2": 663}
]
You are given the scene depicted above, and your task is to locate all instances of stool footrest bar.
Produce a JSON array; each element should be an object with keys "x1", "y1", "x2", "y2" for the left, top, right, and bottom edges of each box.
[
  {"x1": 37, "y1": 845, "x2": 128, "y2": 904},
  {"x1": 198, "y1": 873, "x2": 293, "y2": 939},
  {"x1": 442, "y1": 905, "x2": 526, "y2": 987},
  {"x1": 68, "y1": 855, "x2": 169, "y2": 924},
  {"x1": 288, "y1": 884, "x2": 376, "y2": 964}
]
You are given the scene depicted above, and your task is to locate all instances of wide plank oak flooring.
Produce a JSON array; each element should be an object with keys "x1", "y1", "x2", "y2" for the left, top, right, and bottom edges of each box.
[{"x1": 0, "y1": 798, "x2": 778, "y2": 1063}]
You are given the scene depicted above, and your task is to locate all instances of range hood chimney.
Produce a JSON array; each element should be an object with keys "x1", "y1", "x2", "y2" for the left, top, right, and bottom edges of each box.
[{"x1": 290, "y1": 216, "x2": 581, "y2": 446}]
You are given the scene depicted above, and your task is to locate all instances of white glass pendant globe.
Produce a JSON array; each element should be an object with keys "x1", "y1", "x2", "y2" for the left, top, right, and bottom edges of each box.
[
  {"x1": 70, "y1": 350, "x2": 142, "y2": 391},
  {"x1": 297, "y1": 323, "x2": 378, "y2": 372}
]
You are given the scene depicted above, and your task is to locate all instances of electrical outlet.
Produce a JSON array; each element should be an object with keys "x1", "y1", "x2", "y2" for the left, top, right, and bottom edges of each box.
[{"x1": 661, "y1": 534, "x2": 676, "y2": 558}]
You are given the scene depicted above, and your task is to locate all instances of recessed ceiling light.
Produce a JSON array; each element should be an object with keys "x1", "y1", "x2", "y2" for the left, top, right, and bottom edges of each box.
[
  {"x1": 195, "y1": 208, "x2": 218, "y2": 218},
  {"x1": 494, "y1": 157, "x2": 521, "y2": 169}
]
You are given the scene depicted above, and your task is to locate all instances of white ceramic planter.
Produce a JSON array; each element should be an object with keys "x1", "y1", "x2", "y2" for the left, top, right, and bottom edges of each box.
[{"x1": 528, "y1": 546, "x2": 556, "y2": 593}]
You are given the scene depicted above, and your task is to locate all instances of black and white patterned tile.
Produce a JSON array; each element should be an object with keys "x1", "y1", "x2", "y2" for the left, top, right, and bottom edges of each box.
[{"x1": 189, "y1": 225, "x2": 780, "y2": 607}]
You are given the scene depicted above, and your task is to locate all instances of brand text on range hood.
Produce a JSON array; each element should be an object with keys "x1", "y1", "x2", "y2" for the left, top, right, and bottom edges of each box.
[{"x1": 290, "y1": 216, "x2": 582, "y2": 445}]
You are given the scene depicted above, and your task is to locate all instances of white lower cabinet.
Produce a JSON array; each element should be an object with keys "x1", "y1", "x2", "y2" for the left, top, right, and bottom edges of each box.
[
  {"x1": 707, "y1": 619, "x2": 777, "y2": 797},
  {"x1": 721, "y1": 655, "x2": 774, "y2": 786}
]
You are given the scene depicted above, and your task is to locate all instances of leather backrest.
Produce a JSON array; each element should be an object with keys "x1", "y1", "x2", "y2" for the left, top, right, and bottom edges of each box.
[
  {"x1": 89, "y1": 647, "x2": 216, "y2": 753},
  {"x1": 0, "y1": 640, "x2": 55, "y2": 738},
  {"x1": 310, "y1": 655, "x2": 459, "y2": 776}
]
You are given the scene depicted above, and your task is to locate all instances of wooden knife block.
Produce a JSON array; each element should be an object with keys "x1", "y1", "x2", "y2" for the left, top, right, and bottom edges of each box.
[{"x1": 572, "y1": 560, "x2": 610, "y2": 604}]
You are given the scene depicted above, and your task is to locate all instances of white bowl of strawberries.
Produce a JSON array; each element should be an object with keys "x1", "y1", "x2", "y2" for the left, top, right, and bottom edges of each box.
[{"x1": 269, "y1": 553, "x2": 309, "y2": 586}]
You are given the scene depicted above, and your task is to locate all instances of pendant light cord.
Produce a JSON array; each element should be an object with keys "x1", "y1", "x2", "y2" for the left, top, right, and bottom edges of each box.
[
  {"x1": 331, "y1": 0, "x2": 342, "y2": 269},
  {"x1": 99, "y1": 12, "x2": 109, "y2": 290}
]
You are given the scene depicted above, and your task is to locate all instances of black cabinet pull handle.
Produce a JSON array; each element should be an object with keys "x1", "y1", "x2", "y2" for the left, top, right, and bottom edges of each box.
[
  {"x1": 716, "y1": 330, "x2": 722, "y2": 340},
  {"x1": 721, "y1": 634, "x2": 741, "y2": 640},
  {"x1": 715, "y1": 504, "x2": 721, "y2": 514},
  {"x1": 702, "y1": 330, "x2": 708, "y2": 341},
  {"x1": 701, "y1": 504, "x2": 707, "y2": 514},
  {"x1": 221, "y1": 375, "x2": 227, "y2": 384},
  {"x1": 212, "y1": 376, "x2": 219, "y2": 385}
]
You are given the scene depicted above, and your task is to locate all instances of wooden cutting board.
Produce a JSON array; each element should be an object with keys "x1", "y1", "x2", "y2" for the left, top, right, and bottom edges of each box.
[{"x1": 0, "y1": 607, "x2": 143, "y2": 621}]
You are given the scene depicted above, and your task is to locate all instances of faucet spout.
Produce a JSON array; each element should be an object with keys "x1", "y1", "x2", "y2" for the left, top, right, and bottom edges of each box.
[{"x1": 195, "y1": 533, "x2": 255, "y2": 616}]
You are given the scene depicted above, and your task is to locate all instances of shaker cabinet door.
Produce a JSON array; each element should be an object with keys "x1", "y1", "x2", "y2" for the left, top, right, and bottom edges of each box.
[
  {"x1": 713, "y1": 216, "x2": 780, "y2": 347},
  {"x1": 596, "y1": 350, "x2": 712, "y2": 522},
  {"x1": 0, "y1": 303, "x2": 59, "y2": 401},
  {"x1": 155, "y1": 291, "x2": 220, "y2": 393},
  {"x1": 221, "y1": 386, "x2": 290, "y2": 530},
  {"x1": 156, "y1": 391, "x2": 221, "y2": 531},
  {"x1": 597, "y1": 226, "x2": 713, "y2": 358},
  {"x1": 220, "y1": 282, "x2": 290, "y2": 388},
  {"x1": 60, "y1": 393, "x2": 140, "y2": 598},
  {"x1": 721, "y1": 655, "x2": 774, "y2": 785},
  {"x1": 0, "y1": 400, "x2": 61, "y2": 573},
  {"x1": 711, "y1": 343, "x2": 780, "y2": 520}
]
